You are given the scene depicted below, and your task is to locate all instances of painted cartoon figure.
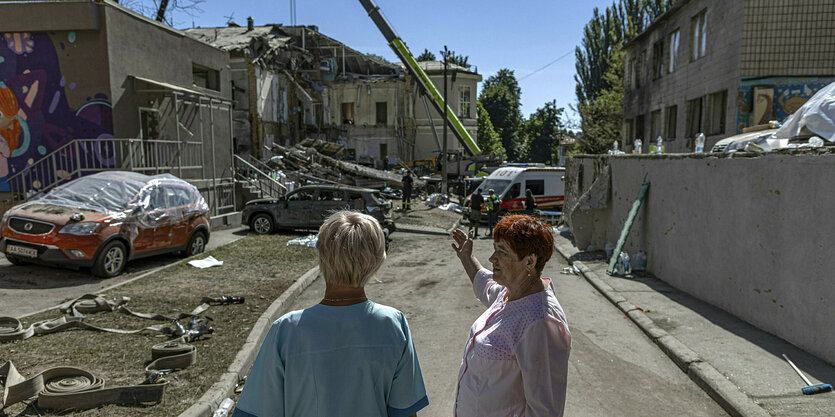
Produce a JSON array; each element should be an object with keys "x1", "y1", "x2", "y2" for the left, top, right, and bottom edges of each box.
[{"x1": 0, "y1": 84, "x2": 21, "y2": 178}]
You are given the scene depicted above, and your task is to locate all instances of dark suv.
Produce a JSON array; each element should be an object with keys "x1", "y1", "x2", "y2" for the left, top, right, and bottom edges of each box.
[{"x1": 241, "y1": 185, "x2": 396, "y2": 235}]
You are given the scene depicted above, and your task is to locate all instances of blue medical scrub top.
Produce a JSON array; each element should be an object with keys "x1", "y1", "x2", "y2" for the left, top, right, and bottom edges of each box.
[{"x1": 232, "y1": 301, "x2": 429, "y2": 417}]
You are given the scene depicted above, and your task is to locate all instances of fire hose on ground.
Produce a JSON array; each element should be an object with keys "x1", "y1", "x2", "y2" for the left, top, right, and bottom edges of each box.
[{"x1": 0, "y1": 293, "x2": 244, "y2": 412}]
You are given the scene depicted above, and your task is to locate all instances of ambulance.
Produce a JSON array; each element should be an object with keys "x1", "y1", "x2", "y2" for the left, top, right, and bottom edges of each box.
[{"x1": 466, "y1": 165, "x2": 565, "y2": 215}]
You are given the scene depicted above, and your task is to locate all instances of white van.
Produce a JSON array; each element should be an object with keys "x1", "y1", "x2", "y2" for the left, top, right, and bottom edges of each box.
[{"x1": 467, "y1": 165, "x2": 565, "y2": 213}]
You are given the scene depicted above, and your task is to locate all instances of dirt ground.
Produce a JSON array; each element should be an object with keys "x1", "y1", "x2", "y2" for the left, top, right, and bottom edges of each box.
[{"x1": 0, "y1": 233, "x2": 317, "y2": 417}]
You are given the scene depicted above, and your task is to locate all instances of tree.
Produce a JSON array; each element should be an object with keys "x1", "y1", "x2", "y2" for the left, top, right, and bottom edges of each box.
[
  {"x1": 525, "y1": 100, "x2": 565, "y2": 163},
  {"x1": 120, "y1": 0, "x2": 205, "y2": 26},
  {"x1": 476, "y1": 101, "x2": 507, "y2": 159},
  {"x1": 416, "y1": 48, "x2": 436, "y2": 62},
  {"x1": 577, "y1": 46, "x2": 625, "y2": 154},
  {"x1": 440, "y1": 49, "x2": 472, "y2": 69},
  {"x1": 479, "y1": 69, "x2": 526, "y2": 161},
  {"x1": 365, "y1": 53, "x2": 390, "y2": 63}
]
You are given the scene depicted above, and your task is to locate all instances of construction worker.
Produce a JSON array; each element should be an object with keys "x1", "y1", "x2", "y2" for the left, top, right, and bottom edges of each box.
[
  {"x1": 402, "y1": 172, "x2": 414, "y2": 211},
  {"x1": 467, "y1": 191, "x2": 484, "y2": 237},
  {"x1": 485, "y1": 188, "x2": 500, "y2": 236}
]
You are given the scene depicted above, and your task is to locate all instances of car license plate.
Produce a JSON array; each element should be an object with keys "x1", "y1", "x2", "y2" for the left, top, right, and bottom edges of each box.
[{"x1": 6, "y1": 244, "x2": 37, "y2": 258}]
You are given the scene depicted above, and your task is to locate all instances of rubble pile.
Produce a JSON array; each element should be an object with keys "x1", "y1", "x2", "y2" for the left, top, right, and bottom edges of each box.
[{"x1": 268, "y1": 141, "x2": 426, "y2": 191}]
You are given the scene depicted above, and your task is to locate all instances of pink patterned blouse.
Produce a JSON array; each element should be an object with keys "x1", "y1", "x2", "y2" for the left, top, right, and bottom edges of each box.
[{"x1": 454, "y1": 268, "x2": 571, "y2": 417}]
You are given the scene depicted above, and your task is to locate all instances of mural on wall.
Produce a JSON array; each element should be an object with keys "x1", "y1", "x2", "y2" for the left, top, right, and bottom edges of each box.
[
  {"x1": 737, "y1": 77, "x2": 835, "y2": 133},
  {"x1": 0, "y1": 31, "x2": 113, "y2": 192}
]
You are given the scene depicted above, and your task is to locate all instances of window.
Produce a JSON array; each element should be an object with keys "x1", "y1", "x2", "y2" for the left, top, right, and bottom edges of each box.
[
  {"x1": 139, "y1": 108, "x2": 160, "y2": 140},
  {"x1": 650, "y1": 110, "x2": 662, "y2": 140},
  {"x1": 628, "y1": 57, "x2": 637, "y2": 90},
  {"x1": 341, "y1": 102, "x2": 355, "y2": 124},
  {"x1": 375, "y1": 102, "x2": 387, "y2": 125},
  {"x1": 287, "y1": 189, "x2": 315, "y2": 201},
  {"x1": 459, "y1": 86, "x2": 471, "y2": 118},
  {"x1": 507, "y1": 183, "x2": 522, "y2": 199},
  {"x1": 525, "y1": 180, "x2": 545, "y2": 196},
  {"x1": 651, "y1": 40, "x2": 664, "y2": 80},
  {"x1": 690, "y1": 10, "x2": 707, "y2": 61},
  {"x1": 667, "y1": 29, "x2": 680, "y2": 73},
  {"x1": 636, "y1": 51, "x2": 646, "y2": 88},
  {"x1": 665, "y1": 105, "x2": 678, "y2": 139},
  {"x1": 624, "y1": 118, "x2": 635, "y2": 144},
  {"x1": 706, "y1": 90, "x2": 727, "y2": 135},
  {"x1": 192, "y1": 64, "x2": 220, "y2": 91},
  {"x1": 635, "y1": 114, "x2": 646, "y2": 142},
  {"x1": 317, "y1": 189, "x2": 344, "y2": 201},
  {"x1": 685, "y1": 97, "x2": 704, "y2": 138}
]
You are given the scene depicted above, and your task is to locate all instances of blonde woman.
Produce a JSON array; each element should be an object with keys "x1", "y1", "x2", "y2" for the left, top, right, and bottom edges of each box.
[{"x1": 234, "y1": 211, "x2": 428, "y2": 417}]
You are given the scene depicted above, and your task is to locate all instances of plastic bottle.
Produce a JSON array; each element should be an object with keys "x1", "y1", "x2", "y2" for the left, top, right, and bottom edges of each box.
[
  {"x1": 616, "y1": 251, "x2": 631, "y2": 276},
  {"x1": 213, "y1": 398, "x2": 235, "y2": 417},
  {"x1": 695, "y1": 133, "x2": 705, "y2": 153},
  {"x1": 634, "y1": 138, "x2": 642, "y2": 154},
  {"x1": 605, "y1": 242, "x2": 615, "y2": 258},
  {"x1": 613, "y1": 141, "x2": 619, "y2": 153},
  {"x1": 656, "y1": 136, "x2": 664, "y2": 154},
  {"x1": 615, "y1": 252, "x2": 625, "y2": 276},
  {"x1": 633, "y1": 251, "x2": 647, "y2": 272}
]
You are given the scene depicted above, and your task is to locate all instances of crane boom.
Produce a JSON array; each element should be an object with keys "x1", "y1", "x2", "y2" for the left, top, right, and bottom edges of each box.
[{"x1": 358, "y1": 0, "x2": 481, "y2": 155}]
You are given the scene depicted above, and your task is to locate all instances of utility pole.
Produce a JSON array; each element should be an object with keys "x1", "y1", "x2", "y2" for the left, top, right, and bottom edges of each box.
[{"x1": 442, "y1": 45, "x2": 448, "y2": 196}]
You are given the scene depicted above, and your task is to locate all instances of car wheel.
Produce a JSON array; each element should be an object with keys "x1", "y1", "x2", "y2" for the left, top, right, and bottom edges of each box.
[
  {"x1": 5, "y1": 254, "x2": 27, "y2": 266},
  {"x1": 251, "y1": 214, "x2": 274, "y2": 235},
  {"x1": 184, "y1": 230, "x2": 208, "y2": 257},
  {"x1": 93, "y1": 240, "x2": 127, "y2": 278}
]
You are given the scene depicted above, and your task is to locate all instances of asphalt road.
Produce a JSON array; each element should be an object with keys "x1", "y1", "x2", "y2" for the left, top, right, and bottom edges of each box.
[
  {"x1": 286, "y1": 231, "x2": 728, "y2": 416},
  {"x1": 0, "y1": 226, "x2": 248, "y2": 318}
]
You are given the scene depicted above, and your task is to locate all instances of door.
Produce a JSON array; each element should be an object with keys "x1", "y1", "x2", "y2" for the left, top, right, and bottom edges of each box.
[
  {"x1": 283, "y1": 188, "x2": 314, "y2": 229},
  {"x1": 167, "y1": 185, "x2": 194, "y2": 248}
]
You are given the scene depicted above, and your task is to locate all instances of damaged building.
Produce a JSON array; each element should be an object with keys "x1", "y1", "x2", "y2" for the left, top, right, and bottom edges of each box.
[{"x1": 186, "y1": 22, "x2": 481, "y2": 169}]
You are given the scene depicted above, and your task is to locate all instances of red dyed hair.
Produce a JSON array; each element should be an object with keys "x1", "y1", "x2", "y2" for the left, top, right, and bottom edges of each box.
[
  {"x1": 492, "y1": 214, "x2": 554, "y2": 274},
  {"x1": 0, "y1": 86, "x2": 21, "y2": 151}
]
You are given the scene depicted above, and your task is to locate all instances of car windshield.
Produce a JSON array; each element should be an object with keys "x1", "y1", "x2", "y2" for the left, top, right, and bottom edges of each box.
[
  {"x1": 35, "y1": 174, "x2": 148, "y2": 213},
  {"x1": 475, "y1": 179, "x2": 511, "y2": 196}
]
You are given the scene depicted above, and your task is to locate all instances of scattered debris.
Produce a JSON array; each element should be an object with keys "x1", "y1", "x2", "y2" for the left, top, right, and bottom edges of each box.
[
  {"x1": 426, "y1": 193, "x2": 449, "y2": 207},
  {"x1": 561, "y1": 265, "x2": 581, "y2": 275},
  {"x1": 437, "y1": 202, "x2": 464, "y2": 214},
  {"x1": 287, "y1": 234, "x2": 318, "y2": 247},
  {"x1": 188, "y1": 256, "x2": 224, "y2": 269}
]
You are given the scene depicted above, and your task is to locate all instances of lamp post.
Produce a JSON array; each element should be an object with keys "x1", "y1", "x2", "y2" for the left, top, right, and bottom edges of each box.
[{"x1": 442, "y1": 45, "x2": 448, "y2": 196}]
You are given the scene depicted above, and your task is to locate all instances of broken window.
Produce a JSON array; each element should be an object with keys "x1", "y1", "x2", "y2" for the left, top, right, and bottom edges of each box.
[
  {"x1": 459, "y1": 86, "x2": 471, "y2": 118},
  {"x1": 667, "y1": 29, "x2": 680, "y2": 73},
  {"x1": 341, "y1": 102, "x2": 355, "y2": 125},
  {"x1": 192, "y1": 63, "x2": 220, "y2": 91},
  {"x1": 665, "y1": 105, "x2": 678, "y2": 140},
  {"x1": 690, "y1": 10, "x2": 707, "y2": 61},
  {"x1": 652, "y1": 40, "x2": 664, "y2": 80},
  {"x1": 706, "y1": 90, "x2": 727, "y2": 136},
  {"x1": 685, "y1": 97, "x2": 704, "y2": 138},
  {"x1": 376, "y1": 102, "x2": 387, "y2": 125},
  {"x1": 650, "y1": 109, "x2": 662, "y2": 140}
]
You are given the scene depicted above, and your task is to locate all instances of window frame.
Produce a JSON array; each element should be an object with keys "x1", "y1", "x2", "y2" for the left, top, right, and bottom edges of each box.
[
  {"x1": 665, "y1": 105, "x2": 678, "y2": 140},
  {"x1": 685, "y1": 97, "x2": 704, "y2": 138},
  {"x1": 458, "y1": 86, "x2": 472, "y2": 118},
  {"x1": 706, "y1": 90, "x2": 727, "y2": 136},
  {"x1": 667, "y1": 29, "x2": 680, "y2": 73},
  {"x1": 690, "y1": 10, "x2": 707, "y2": 62},
  {"x1": 375, "y1": 101, "x2": 388, "y2": 126},
  {"x1": 652, "y1": 40, "x2": 665, "y2": 80}
]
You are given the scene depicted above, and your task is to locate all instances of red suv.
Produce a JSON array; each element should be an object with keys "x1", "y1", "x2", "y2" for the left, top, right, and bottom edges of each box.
[{"x1": 0, "y1": 171, "x2": 210, "y2": 277}]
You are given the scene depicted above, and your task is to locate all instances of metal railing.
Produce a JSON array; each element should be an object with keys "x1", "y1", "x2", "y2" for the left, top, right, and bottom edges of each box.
[
  {"x1": 233, "y1": 155, "x2": 288, "y2": 199},
  {"x1": 7, "y1": 138, "x2": 203, "y2": 204}
]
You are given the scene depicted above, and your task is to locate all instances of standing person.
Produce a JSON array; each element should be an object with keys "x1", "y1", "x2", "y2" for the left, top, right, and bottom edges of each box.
[
  {"x1": 233, "y1": 211, "x2": 429, "y2": 417},
  {"x1": 402, "y1": 171, "x2": 414, "y2": 211},
  {"x1": 485, "y1": 189, "x2": 500, "y2": 237},
  {"x1": 467, "y1": 191, "x2": 484, "y2": 237},
  {"x1": 450, "y1": 215, "x2": 571, "y2": 417},
  {"x1": 524, "y1": 189, "x2": 537, "y2": 215}
]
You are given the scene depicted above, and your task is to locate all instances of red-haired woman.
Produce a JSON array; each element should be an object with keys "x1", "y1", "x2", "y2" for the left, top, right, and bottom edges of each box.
[
  {"x1": 450, "y1": 215, "x2": 571, "y2": 417},
  {"x1": 0, "y1": 85, "x2": 21, "y2": 177}
]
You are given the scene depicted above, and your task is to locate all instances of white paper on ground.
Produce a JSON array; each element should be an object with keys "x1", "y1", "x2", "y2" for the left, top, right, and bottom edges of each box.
[{"x1": 187, "y1": 255, "x2": 224, "y2": 269}]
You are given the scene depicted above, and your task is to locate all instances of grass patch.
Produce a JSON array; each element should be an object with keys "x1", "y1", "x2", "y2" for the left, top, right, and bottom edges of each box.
[{"x1": 0, "y1": 233, "x2": 317, "y2": 417}]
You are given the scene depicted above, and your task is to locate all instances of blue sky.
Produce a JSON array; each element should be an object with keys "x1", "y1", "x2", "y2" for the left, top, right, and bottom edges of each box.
[{"x1": 169, "y1": 0, "x2": 614, "y2": 124}]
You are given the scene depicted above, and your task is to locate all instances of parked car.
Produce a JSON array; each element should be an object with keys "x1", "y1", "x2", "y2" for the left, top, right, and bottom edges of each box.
[
  {"x1": 241, "y1": 184, "x2": 396, "y2": 235},
  {"x1": 0, "y1": 171, "x2": 210, "y2": 278}
]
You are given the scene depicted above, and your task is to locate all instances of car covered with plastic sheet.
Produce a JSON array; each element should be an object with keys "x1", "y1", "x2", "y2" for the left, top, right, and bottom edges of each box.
[{"x1": 0, "y1": 171, "x2": 210, "y2": 277}]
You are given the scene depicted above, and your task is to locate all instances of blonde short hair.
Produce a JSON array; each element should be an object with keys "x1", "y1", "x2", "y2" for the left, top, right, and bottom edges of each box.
[{"x1": 316, "y1": 210, "x2": 386, "y2": 287}]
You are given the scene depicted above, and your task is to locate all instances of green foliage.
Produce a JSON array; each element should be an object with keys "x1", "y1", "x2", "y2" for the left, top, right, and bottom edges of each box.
[
  {"x1": 416, "y1": 48, "x2": 436, "y2": 62},
  {"x1": 476, "y1": 101, "x2": 507, "y2": 159},
  {"x1": 440, "y1": 49, "x2": 472, "y2": 69},
  {"x1": 365, "y1": 53, "x2": 389, "y2": 63},
  {"x1": 479, "y1": 69, "x2": 527, "y2": 161},
  {"x1": 574, "y1": 0, "x2": 672, "y2": 154},
  {"x1": 525, "y1": 100, "x2": 566, "y2": 163}
]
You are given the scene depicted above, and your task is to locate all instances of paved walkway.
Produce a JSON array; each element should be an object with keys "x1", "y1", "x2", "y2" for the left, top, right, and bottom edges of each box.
[{"x1": 554, "y1": 232, "x2": 835, "y2": 416}]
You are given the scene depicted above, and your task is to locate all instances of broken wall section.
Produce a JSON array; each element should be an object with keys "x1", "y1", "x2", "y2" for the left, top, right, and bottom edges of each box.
[{"x1": 566, "y1": 151, "x2": 835, "y2": 365}]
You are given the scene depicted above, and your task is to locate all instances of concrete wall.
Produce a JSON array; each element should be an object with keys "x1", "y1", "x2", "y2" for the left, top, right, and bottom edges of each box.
[
  {"x1": 103, "y1": 1, "x2": 233, "y2": 180},
  {"x1": 414, "y1": 69, "x2": 480, "y2": 160},
  {"x1": 565, "y1": 152, "x2": 835, "y2": 364},
  {"x1": 0, "y1": 0, "x2": 112, "y2": 191},
  {"x1": 624, "y1": 0, "x2": 744, "y2": 153}
]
